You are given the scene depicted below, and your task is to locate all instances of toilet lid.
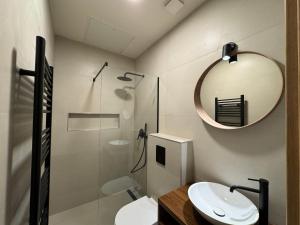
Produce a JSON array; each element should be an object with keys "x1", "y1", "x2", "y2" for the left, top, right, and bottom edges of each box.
[{"x1": 115, "y1": 196, "x2": 157, "y2": 225}]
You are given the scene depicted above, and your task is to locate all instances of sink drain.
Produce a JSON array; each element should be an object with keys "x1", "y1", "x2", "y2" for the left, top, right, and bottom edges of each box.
[{"x1": 213, "y1": 208, "x2": 225, "y2": 217}]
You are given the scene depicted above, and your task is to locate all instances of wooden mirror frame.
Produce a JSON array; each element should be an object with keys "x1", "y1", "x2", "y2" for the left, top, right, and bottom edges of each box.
[
  {"x1": 286, "y1": 0, "x2": 300, "y2": 223},
  {"x1": 194, "y1": 51, "x2": 285, "y2": 130}
]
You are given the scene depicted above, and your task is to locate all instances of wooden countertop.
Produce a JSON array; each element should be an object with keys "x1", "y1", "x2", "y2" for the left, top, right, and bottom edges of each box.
[
  {"x1": 158, "y1": 185, "x2": 272, "y2": 225},
  {"x1": 158, "y1": 185, "x2": 212, "y2": 225}
]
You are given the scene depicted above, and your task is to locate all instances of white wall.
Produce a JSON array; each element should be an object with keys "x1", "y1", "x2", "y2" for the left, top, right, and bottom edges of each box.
[
  {"x1": 50, "y1": 37, "x2": 136, "y2": 214},
  {"x1": 0, "y1": 0, "x2": 54, "y2": 224},
  {"x1": 136, "y1": 0, "x2": 286, "y2": 224}
]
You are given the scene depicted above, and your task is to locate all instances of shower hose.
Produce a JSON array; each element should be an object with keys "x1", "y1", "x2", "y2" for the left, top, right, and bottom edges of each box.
[{"x1": 130, "y1": 135, "x2": 147, "y2": 174}]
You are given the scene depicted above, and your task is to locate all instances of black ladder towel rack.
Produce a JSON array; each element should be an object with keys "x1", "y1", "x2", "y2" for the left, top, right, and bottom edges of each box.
[
  {"x1": 19, "y1": 36, "x2": 53, "y2": 225},
  {"x1": 215, "y1": 95, "x2": 245, "y2": 127}
]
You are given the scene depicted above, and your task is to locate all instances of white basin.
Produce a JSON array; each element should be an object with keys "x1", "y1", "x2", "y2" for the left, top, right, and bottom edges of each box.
[{"x1": 188, "y1": 182, "x2": 259, "y2": 225}]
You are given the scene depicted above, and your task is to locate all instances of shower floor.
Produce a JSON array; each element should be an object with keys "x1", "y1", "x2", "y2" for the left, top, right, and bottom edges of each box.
[{"x1": 49, "y1": 190, "x2": 139, "y2": 225}]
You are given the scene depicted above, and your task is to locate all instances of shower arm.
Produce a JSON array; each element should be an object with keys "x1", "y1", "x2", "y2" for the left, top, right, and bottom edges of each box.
[
  {"x1": 93, "y1": 62, "x2": 108, "y2": 82},
  {"x1": 124, "y1": 72, "x2": 145, "y2": 78}
]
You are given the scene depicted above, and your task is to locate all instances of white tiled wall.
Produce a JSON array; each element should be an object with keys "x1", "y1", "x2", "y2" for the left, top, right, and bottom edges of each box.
[
  {"x1": 136, "y1": 0, "x2": 286, "y2": 224},
  {"x1": 0, "y1": 0, "x2": 54, "y2": 224}
]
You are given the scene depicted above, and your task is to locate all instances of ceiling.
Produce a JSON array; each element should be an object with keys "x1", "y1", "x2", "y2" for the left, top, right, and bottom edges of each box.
[{"x1": 49, "y1": 0, "x2": 205, "y2": 58}]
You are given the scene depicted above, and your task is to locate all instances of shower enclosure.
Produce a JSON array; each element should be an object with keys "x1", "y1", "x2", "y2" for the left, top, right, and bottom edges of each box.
[
  {"x1": 49, "y1": 64, "x2": 158, "y2": 225},
  {"x1": 97, "y1": 67, "x2": 158, "y2": 225}
]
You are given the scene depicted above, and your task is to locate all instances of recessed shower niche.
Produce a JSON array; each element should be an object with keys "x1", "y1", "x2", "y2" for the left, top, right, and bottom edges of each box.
[{"x1": 67, "y1": 113, "x2": 120, "y2": 131}]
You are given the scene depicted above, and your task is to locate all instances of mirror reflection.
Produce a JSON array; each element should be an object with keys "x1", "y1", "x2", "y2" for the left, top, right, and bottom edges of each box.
[{"x1": 195, "y1": 52, "x2": 284, "y2": 128}]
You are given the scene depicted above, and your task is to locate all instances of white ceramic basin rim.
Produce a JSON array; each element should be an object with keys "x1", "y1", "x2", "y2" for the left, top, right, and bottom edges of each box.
[{"x1": 188, "y1": 182, "x2": 259, "y2": 225}]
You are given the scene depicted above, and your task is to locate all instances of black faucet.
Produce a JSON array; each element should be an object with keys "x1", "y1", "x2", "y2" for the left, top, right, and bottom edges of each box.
[{"x1": 230, "y1": 178, "x2": 269, "y2": 225}]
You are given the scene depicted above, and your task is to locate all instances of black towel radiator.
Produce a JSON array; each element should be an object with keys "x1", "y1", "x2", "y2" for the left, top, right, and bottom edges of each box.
[
  {"x1": 19, "y1": 36, "x2": 53, "y2": 225},
  {"x1": 215, "y1": 95, "x2": 245, "y2": 127}
]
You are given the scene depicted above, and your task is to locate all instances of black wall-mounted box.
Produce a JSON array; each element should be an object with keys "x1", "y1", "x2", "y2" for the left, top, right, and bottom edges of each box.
[{"x1": 156, "y1": 145, "x2": 166, "y2": 166}]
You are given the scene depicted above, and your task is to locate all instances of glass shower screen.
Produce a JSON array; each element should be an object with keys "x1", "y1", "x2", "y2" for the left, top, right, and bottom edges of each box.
[{"x1": 96, "y1": 67, "x2": 158, "y2": 225}]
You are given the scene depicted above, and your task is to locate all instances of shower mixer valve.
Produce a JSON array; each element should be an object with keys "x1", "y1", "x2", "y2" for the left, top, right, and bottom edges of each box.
[
  {"x1": 137, "y1": 123, "x2": 148, "y2": 140},
  {"x1": 137, "y1": 128, "x2": 147, "y2": 140},
  {"x1": 131, "y1": 123, "x2": 148, "y2": 174}
]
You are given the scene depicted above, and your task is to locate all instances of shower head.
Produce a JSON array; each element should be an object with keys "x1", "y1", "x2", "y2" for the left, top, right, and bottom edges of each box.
[
  {"x1": 117, "y1": 72, "x2": 144, "y2": 82},
  {"x1": 117, "y1": 76, "x2": 132, "y2": 82}
]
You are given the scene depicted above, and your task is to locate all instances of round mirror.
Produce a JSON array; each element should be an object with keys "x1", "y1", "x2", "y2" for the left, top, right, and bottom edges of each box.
[{"x1": 194, "y1": 52, "x2": 284, "y2": 129}]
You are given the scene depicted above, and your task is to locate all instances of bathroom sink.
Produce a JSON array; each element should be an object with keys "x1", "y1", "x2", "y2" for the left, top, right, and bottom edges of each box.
[{"x1": 188, "y1": 182, "x2": 259, "y2": 225}]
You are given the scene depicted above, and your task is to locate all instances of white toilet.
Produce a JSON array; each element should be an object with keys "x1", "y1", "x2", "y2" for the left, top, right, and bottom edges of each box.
[{"x1": 115, "y1": 133, "x2": 193, "y2": 225}]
